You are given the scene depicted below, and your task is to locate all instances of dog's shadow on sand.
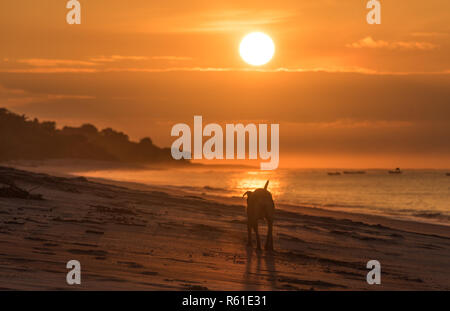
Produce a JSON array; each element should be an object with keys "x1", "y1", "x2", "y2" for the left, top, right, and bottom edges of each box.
[{"x1": 244, "y1": 246, "x2": 277, "y2": 290}]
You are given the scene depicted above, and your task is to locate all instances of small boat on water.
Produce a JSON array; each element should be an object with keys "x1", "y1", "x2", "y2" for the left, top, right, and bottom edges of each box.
[
  {"x1": 343, "y1": 171, "x2": 366, "y2": 174},
  {"x1": 328, "y1": 172, "x2": 341, "y2": 176},
  {"x1": 389, "y1": 168, "x2": 402, "y2": 174},
  {"x1": 446, "y1": 173, "x2": 450, "y2": 176}
]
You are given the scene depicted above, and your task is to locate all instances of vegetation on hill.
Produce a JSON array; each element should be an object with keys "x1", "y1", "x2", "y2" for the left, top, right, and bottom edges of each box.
[{"x1": 0, "y1": 108, "x2": 183, "y2": 164}]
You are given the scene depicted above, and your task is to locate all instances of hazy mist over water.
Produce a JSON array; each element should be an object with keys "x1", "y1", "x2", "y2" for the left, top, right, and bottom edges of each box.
[{"x1": 76, "y1": 167, "x2": 450, "y2": 226}]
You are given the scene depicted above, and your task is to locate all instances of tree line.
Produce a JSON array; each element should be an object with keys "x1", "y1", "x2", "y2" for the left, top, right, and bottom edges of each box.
[{"x1": 0, "y1": 108, "x2": 183, "y2": 164}]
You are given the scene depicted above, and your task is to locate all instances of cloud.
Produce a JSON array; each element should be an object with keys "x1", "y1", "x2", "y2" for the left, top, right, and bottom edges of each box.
[
  {"x1": 2, "y1": 68, "x2": 98, "y2": 73},
  {"x1": 347, "y1": 36, "x2": 437, "y2": 50},
  {"x1": 182, "y1": 9, "x2": 292, "y2": 32},
  {"x1": 151, "y1": 56, "x2": 193, "y2": 61},
  {"x1": 2, "y1": 65, "x2": 450, "y2": 75},
  {"x1": 17, "y1": 59, "x2": 97, "y2": 67},
  {"x1": 12, "y1": 56, "x2": 192, "y2": 70},
  {"x1": 0, "y1": 84, "x2": 35, "y2": 106},
  {"x1": 89, "y1": 55, "x2": 149, "y2": 63},
  {"x1": 0, "y1": 83, "x2": 95, "y2": 108},
  {"x1": 289, "y1": 119, "x2": 414, "y2": 130},
  {"x1": 46, "y1": 94, "x2": 95, "y2": 100},
  {"x1": 410, "y1": 32, "x2": 448, "y2": 37}
]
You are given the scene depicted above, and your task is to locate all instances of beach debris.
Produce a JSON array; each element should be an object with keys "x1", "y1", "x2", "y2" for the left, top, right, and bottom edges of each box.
[
  {"x1": 73, "y1": 176, "x2": 88, "y2": 182},
  {"x1": 0, "y1": 180, "x2": 43, "y2": 200},
  {"x1": 389, "y1": 168, "x2": 402, "y2": 174},
  {"x1": 328, "y1": 172, "x2": 341, "y2": 176}
]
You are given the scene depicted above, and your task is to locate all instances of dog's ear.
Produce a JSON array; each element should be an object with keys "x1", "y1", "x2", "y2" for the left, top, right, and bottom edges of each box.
[{"x1": 243, "y1": 191, "x2": 252, "y2": 198}]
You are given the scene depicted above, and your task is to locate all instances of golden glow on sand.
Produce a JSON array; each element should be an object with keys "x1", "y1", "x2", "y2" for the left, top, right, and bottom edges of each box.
[{"x1": 239, "y1": 32, "x2": 275, "y2": 66}]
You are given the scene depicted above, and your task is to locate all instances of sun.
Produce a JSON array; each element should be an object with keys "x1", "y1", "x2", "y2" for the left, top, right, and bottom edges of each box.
[{"x1": 239, "y1": 32, "x2": 275, "y2": 66}]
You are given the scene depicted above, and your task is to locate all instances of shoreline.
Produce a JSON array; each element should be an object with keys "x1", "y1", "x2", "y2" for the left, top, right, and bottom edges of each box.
[
  {"x1": 0, "y1": 165, "x2": 449, "y2": 290},
  {"x1": 90, "y1": 175, "x2": 450, "y2": 235},
  {"x1": 2, "y1": 159, "x2": 449, "y2": 228}
]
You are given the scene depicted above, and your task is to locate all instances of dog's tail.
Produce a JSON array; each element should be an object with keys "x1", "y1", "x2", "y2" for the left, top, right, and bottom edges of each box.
[{"x1": 264, "y1": 180, "x2": 269, "y2": 190}]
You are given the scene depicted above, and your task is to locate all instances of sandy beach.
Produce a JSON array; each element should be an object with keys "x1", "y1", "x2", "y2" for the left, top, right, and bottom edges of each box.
[{"x1": 0, "y1": 165, "x2": 449, "y2": 291}]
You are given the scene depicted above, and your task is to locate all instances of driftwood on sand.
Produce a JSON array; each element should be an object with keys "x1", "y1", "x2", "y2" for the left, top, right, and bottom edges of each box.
[{"x1": 0, "y1": 175, "x2": 43, "y2": 200}]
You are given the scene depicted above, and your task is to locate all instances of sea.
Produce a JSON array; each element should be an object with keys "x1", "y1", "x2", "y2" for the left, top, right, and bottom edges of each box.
[{"x1": 74, "y1": 166, "x2": 450, "y2": 226}]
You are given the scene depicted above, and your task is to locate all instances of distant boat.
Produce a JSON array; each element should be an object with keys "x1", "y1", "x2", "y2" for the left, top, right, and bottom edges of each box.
[
  {"x1": 343, "y1": 171, "x2": 366, "y2": 175},
  {"x1": 328, "y1": 172, "x2": 341, "y2": 176},
  {"x1": 389, "y1": 168, "x2": 402, "y2": 174},
  {"x1": 446, "y1": 173, "x2": 450, "y2": 176}
]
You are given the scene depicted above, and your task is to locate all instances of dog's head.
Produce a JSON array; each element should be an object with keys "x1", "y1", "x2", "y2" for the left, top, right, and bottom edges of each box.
[
  {"x1": 242, "y1": 190, "x2": 253, "y2": 199},
  {"x1": 242, "y1": 180, "x2": 270, "y2": 202}
]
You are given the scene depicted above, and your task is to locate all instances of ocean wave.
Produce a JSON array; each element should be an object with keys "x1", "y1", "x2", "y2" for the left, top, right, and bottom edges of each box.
[
  {"x1": 203, "y1": 185, "x2": 229, "y2": 192},
  {"x1": 413, "y1": 212, "x2": 450, "y2": 221}
]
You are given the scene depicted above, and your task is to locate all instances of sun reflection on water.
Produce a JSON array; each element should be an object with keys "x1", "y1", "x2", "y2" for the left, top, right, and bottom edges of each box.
[{"x1": 231, "y1": 171, "x2": 283, "y2": 198}]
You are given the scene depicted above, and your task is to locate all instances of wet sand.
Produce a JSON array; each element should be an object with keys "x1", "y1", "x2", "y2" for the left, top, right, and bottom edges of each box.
[{"x1": 0, "y1": 165, "x2": 449, "y2": 290}]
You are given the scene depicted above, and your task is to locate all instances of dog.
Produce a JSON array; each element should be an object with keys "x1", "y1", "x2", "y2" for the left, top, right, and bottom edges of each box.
[{"x1": 243, "y1": 180, "x2": 275, "y2": 251}]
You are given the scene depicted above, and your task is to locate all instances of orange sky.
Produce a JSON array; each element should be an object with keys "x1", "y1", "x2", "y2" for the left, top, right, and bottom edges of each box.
[{"x1": 0, "y1": 1, "x2": 449, "y2": 168}]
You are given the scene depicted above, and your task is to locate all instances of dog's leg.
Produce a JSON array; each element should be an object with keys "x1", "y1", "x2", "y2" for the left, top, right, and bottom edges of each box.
[
  {"x1": 253, "y1": 222, "x2": 261, "y2": 250},
  {"x1": 265, "y1": 218, "x2": 274, "y2": 251},
  {"x1": 247, "y1": 222, "x2": 253, "y2": 247}
]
